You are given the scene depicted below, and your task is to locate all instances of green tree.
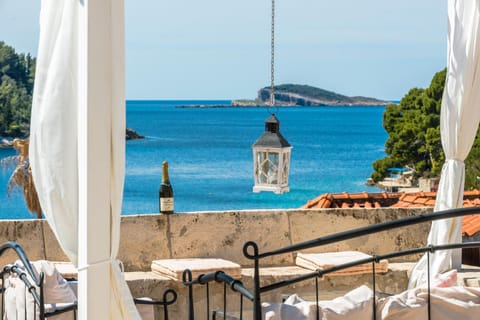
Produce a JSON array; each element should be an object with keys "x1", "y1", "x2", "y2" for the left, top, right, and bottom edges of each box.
[
  {"x1": 0, "y1": 41, "x2": 36, "y2": 137},
  {"x1": 465, "y1": 132, "x2": 480, "y2": 190},
  {"x1": 372, "y1": 69, "x2": 446, "y2": 182},
  {"x1": 372, "y1": 68, "x2": 480, "y2": 189}
]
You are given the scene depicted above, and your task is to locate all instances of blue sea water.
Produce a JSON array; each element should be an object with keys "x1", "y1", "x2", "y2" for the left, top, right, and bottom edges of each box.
[{"x1": 0, "y1": 100, "x2": 387, "y2": 219}]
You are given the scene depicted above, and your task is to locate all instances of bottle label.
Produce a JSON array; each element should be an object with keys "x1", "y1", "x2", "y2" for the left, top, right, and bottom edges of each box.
[{"x1": 161, "y1": 197, "x2": 174, "y2": 212}]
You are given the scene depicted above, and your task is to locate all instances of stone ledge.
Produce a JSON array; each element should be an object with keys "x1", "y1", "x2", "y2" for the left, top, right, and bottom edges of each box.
[
  {"x1": 457, "y1": 264, "x2": 480, "y2": 287},
  {"x1": 125, "y1": 263, "x2": 414, "y2": 295},
  {"x1": 124, "y1": 263, "x2": 414, "y2": 319},
  {"x1": 44, "y1": 261, "x2": 480, "y2": 299},
  {"x1": 123, "y1": 264, "x2": 480, "y2": 319},
  {"x1": 0, "y1": 208, "x2": 432, "y2": 271}
]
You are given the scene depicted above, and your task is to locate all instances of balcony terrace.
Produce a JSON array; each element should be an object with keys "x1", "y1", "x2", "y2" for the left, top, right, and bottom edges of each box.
[{"x1": 5, "y1": 207, "x2": 480, "y2": 319}]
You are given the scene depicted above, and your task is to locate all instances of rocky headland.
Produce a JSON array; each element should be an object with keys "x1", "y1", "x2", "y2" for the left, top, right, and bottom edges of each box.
[
  {"x1": 177, "y1": 84, "x2": 391, "y2": 108},
  {"x1": 254, "y1": 84, "x2": 390, "y2": 106},
  {"x1": 126, "y1": 127, "x2": 145, "y2": 140}
]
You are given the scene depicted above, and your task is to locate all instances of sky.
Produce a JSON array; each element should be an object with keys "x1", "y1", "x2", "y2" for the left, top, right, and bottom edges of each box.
[{"x1": 1, "y1": 0, "x2": 447, "y2": 101}]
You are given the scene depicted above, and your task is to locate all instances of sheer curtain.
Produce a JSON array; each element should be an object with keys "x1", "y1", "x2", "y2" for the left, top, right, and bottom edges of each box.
[
  {"x1": 409, "y1": 0, "x2": 480, "y2": 288},
  {"x1": 29, "y1": 0, "x2": 140, "y2": 318}
]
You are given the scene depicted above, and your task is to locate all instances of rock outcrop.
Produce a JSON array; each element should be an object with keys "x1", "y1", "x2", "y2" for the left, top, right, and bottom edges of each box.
[
  {"x1": 126, "y1": 127, "x2": 144, "y2": 140},
  {"x1": 257, "y1": 84, "x2": 390, "y2": 106}
]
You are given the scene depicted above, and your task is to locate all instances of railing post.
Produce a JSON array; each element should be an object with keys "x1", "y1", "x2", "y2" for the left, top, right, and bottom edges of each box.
[
  {"x1": 239, "y1": 293, "x2": 244, "y2": 320},
  {"x1": 372, "y1": 258, "x2": 377, "y2": 320},
  {"x1": 427, "y1": 249, "x2": 432, "y2": 320},
  {"x1": 162, "y1": 289, "x2": 177, "y2": 320},
  {"x1": 39, "y1": 272, "x2": 45, "y2": 320},
  {"x1": 1, "y1": 272, "x2": 5, "y2": 320},
  {"x1": 205, "y1": 282, "x2": 210, "y2": 319},
  {"x1": 253, "y1": 256, "x2": 261, "y2": 320},
  {"x1": 223, "y1": 282, "x2": 227, "y2": 319},
  {"x1": 182, "y1": 269, "x2": 195, "y2": 320},
  {"x1": 244, "y1": 242, "x2": 261, "y2": 320},
  {"x1": 315, "y1": 276, "x2": 319, "y2": 320}
]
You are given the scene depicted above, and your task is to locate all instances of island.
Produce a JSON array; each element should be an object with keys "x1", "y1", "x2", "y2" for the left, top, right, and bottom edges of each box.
[
  {"x1": 254, "y1": 84, "x2": 390, "y2": 106},
  {"x1": 176, "y1": 84, "x2": 390, "y2": 108}
]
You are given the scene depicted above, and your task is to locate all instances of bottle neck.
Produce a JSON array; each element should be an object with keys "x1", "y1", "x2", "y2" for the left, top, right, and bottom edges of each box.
[{"x1": 162, "y1": 163, "x2": 170, "y2": 184}]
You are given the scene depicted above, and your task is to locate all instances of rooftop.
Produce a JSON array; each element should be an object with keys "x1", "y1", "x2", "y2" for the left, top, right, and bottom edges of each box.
[{"x1": 301, "y1": 190, "x2": 480, "y2": 237}]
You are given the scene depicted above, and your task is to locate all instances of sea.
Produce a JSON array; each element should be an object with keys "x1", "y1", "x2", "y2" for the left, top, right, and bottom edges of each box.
[{"x1": 0, "y1": 100, "x2": 388, "y2": 219}]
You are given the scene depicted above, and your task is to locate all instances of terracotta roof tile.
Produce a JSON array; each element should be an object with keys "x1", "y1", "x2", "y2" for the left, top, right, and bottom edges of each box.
[
  {"x1": 301, "y1": 190, "x2": 480, "y2": 236},
  {"x1": 337, "y1": 192, "x2": 349, "y2": 200},
  {"x1": 322, "y1": 199, "x2": 332, "y2": 208},
  {"x1": 464, "y1": 200, "x2": 474, "y2": 207},
  {"x1": 418, "y1": 199, "x2": 428, "y2": 205},
  {"x1": 466, "y1": 190, "x2": 480, "y2": 197},
  {"x1": 316, "y1": 201, "x2": 324, "y2": 206},
  {"x1": 389, "y1": 202, "x2": 403, "y2": 208},
  {"x1": 402, "y1": 195, "x2": 418, "y2": 203},
  {"x1": 463, "y1": 214, "x2": 480, "y2": 237},
  {"x1": 350, "y1": 192, "x2": 369, "y2": 200}
]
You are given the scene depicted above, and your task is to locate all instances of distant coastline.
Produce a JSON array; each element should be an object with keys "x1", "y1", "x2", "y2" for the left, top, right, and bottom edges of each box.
[
  {"x1": 175, "y1": 103, "x2": 390, "y2": 109},
  {"x1": 0, "y1": 127, "x2": 144, "y2": 148},
  {"x1": 176, "y1": 84, "x2": 391, "y2": 109},
  {"x1": 175, "y1": 104, "x2": 238, "y2": 109}
]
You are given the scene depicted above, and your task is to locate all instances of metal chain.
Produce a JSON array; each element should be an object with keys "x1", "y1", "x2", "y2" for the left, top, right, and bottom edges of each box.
[{"x1": 270, "y1": 0, "x2": 275, "y2": 108}]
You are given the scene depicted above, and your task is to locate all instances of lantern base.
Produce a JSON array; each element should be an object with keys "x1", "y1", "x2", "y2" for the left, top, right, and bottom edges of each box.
[{"x1": 253, "y1": 185, "x2": 290, "y2": 194}]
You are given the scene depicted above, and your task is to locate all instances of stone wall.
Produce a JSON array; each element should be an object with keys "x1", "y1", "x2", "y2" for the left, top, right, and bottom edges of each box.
[
  {"x1": 0, "y1": 208, "x2": 432, "y2": 271},
  {"x1": 127, "y1": 263, "x2": 414, "y2": 320}
]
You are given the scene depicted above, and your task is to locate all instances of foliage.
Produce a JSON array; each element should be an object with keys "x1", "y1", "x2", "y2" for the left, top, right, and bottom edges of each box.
[
  {"x1": 271, "y1": 84, "x2": 350, "y2": 101},
  {"x1": 372, "y1": 69, "x2": 446, "y2": 182},
  {"x1": 0, "y1": 41, "x2": 36, "y2": 137},
  {"x1": 465, "y1": 132, "x2": 480, "y2": 190},
  {"x1": 372, "y1": 68, "x2": 480, "y2": 189}
]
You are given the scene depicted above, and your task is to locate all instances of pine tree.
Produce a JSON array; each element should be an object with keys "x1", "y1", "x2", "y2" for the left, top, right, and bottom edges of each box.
[
  {"x1": 372, "y1": 68, "x2": 480, "y2": 189},
  {"x1": 0, "y1": 41, "x2": 36, "y2": 137}
]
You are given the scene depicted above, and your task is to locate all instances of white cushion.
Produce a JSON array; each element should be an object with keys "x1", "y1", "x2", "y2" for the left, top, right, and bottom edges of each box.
[
  {"x1": 3, "y1": 260, "x2": 77, "y2": 320},
  {"x1": 262, "y1": 285, "x2": 374, "y2": 320}
]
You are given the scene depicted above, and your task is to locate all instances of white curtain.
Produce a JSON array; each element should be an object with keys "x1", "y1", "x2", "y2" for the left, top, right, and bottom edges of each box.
[
  {"x1": 409, "y1": 0, "x2": 480, "y2": 288},
  {"x1": 29, "y1": 0, "x2": 140, "y2": 318}
]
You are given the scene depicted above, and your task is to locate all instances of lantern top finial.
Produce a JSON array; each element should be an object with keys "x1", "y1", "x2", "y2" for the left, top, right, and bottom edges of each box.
[
  {"x1": 265, "y1": 114, "x2": 280, "y2": 133},
  {"x1": 252, "y1": 114, "x2": 291, "y2": 149}
]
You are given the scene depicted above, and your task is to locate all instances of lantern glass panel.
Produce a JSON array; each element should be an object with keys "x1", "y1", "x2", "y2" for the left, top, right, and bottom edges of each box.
[
  {"x1": 255, "y1": 150, "x2": 282, "y2": 185},
  {"x1": 281, "y1": 152, "x2": 290, "y2": 184},
  {"x1": 267, "y1": 153, "x2": 279, "y2": 184},
  {"x1": 256, "y1": 151, "x2": 267, "y2": 183}
]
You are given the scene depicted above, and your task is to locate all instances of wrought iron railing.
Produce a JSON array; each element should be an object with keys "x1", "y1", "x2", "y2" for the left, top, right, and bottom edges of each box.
[
  {"x1": 183, "y1": 206, "x2": 480, "y2": 320},
  {"x1": 183, "y1": 269, "x2": 253, "y2": 320},
  {"x1": 0, "y1": 241, "x2": 75, "y2": 319},
  {"x1": 134, "y1": 290, "x2": 177, "y2": 320},
  {"x1": 0, "y1": 241, "x2": 177, "y2": 320}
]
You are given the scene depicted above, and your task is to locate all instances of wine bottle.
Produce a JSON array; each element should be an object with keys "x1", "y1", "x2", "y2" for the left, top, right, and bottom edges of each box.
[{"x1": 159, "y1": 161, "x2": 174, "y2": 214}]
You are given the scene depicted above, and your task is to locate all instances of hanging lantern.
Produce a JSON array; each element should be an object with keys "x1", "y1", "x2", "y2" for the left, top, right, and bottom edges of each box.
[
  {"x1": 252, "y1": 114, "x2": 292, "y2": 194},
  {"x1": 252, "y1": 0, "x2": 292, "y2": 194}
]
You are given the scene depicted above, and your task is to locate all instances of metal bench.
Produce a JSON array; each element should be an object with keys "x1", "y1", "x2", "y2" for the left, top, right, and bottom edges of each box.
[{"x1": 0, "y1": 241, "x2": 177, "y2": 320}]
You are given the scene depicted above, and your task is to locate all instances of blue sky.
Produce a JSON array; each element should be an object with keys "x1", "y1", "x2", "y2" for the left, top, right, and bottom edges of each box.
[{"x1": 1, "y1": 0, "x2": 447, "y2": 100}]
